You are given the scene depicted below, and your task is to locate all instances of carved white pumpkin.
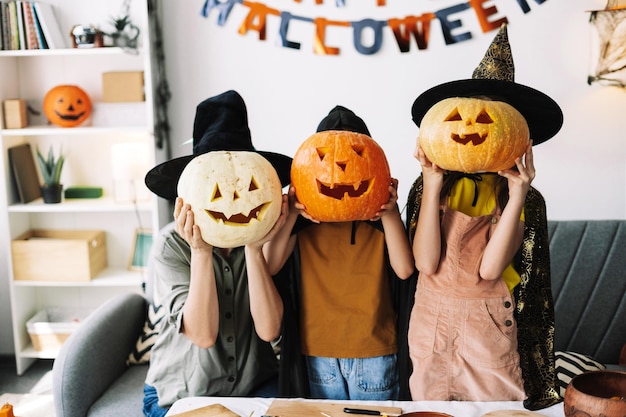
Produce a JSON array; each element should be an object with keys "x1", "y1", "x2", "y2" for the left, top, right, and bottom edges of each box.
[{"x1": 177, "y1": 151, "x2": 283, "y2": 248}]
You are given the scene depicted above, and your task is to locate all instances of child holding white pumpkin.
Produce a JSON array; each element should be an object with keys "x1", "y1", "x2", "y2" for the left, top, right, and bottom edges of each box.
[
  {"x1": 404, "y1": 25, "x2": 563, "y2": 410},
  {"x1": 142, "y1": 91, "x2": 293, "y2": 417},
  {"x1": 265, "y1": 105, "x2": 415, "y2": 401}
]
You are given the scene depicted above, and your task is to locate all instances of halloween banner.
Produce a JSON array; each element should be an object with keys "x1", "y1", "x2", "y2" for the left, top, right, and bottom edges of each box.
[{"x1": 201, "y1": 0, "x2": 550, "y2": 55}]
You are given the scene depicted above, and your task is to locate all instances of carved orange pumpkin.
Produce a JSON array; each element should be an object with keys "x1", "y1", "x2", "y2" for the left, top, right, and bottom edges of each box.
[
  {"x1": 43, "y1": 85, "x2": 92, "y2": 127},
  {"x1": 418, "y1": 97, "x2": 530, "y2": 173},
  {"x1": 291, "y1": 130, "x2": 391, "y2": 222},
  {"x1": 177, "y1": 151, "x2": 283, "y2": 248}
]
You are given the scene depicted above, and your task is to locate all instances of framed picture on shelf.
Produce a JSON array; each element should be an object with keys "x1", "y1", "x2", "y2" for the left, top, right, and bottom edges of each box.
[
  {"x1": 129, "y1": 228, "x2": 153, "y2": 272},
  {"x1": 8, "y1": 143, "x2": 42, "y2": 204}
]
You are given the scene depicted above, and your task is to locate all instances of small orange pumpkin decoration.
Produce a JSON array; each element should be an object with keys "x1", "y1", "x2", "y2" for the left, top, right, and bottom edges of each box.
[
  {"x1": 43, "y1": 85, "x2": 92, "y2": 127},
  {"x1": 418, "y1": 97, "x2": 530, "y2": 173},
  {"x1": 291, "y1": 130, "x2": 391, "y2": 222}
]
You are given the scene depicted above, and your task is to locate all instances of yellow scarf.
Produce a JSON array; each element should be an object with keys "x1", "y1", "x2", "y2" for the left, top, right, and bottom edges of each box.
[{"x1": 448, "y1": 175, "x2": 522, "y2": 292}]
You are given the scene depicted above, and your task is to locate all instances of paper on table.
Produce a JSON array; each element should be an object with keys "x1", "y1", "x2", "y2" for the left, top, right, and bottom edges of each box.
[
  {"x1": 266, "y1": 399, "x2": 403, "y2": 417},
  {"x1": 481, "y1": 411, "x2": 549, "y2": 417},
  {"x1": 168, "y1": 403, "x2": 239, "y2": 417}
]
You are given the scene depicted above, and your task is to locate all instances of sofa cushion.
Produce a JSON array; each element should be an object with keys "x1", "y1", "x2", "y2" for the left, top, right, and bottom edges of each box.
[
  {"x1": 555, "y1": 350, "x2": 606, "y2": 398},
  {"x1": 88, "y1": 363, "x2": 148, "y2": 417},
  {"x1": 127, "y1": 302, "x2": 165, "y2": 365}
]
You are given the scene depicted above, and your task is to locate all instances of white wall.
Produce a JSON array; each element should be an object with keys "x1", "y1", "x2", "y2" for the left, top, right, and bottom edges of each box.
[{"x1": 160, "y1": 0, "x2": 625, "y2": 221}]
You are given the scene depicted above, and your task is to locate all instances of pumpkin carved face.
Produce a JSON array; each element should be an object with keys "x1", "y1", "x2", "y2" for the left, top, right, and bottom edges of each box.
[
  {"x1": 291, "y1": 130, "x2": 391, "y2": 222},
  {"x1": 418, "y1": 97, "x2": 530, "y2": 173},
  {"x1": 177, "y1": 151, "x2": 283, "y2": 248},
  {"x1": 43, "y1": 85, "x2": 92, "y2": 128}
]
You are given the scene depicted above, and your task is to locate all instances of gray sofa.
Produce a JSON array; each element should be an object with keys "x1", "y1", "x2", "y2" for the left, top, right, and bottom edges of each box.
[
  {"x1": 548, "y1": 220, "x2": 626, "y2": 367},
  {"x1": 52, "y1": 220, "x2": 626, "y2": 417}
]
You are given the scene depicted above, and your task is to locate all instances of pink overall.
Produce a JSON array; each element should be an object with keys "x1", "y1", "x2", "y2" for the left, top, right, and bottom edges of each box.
[{"x1": 408, "y1": 205, "x2": 525, "y2": 401}]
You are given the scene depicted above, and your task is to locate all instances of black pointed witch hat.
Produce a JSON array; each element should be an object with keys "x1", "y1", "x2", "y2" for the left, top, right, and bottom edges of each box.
[
  {"x1": 145, "y1": 90, "x2": 292, "y2": 201},
  {"x1": 411, "y1": 24, "x2": 563, "y2": 145}
]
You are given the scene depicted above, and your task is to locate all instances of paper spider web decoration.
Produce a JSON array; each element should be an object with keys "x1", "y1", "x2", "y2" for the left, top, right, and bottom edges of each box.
[{"x1": 588, "y1": 1, "x2": 626, "y2": 87}]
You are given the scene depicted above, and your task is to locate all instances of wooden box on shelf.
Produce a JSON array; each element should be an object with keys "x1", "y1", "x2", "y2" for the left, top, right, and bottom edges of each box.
[
  {"x1": 26, "y1": 307, "x2": 92, "y2": 352},
  {"x1": 11, "y1": 229, "x2": 107, "y2": 282},
  {"x1": 102, "y1": 71, "x2": 145, "y2": 102},
  {"x1": 2, "y1": 99, "x2": 28, "y2": 128}
]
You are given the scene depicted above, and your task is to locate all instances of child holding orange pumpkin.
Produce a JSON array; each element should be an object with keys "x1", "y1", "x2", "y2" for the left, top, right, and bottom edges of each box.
[
  {"x1": 405, "y1": 25, "x2": 563, "y2": 409},
  {"x1": 265, "y1": 105, "x2": 415, "y2": 401}
]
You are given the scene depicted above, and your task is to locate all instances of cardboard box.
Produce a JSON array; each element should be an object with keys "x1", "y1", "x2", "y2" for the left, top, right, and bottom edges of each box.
[
  {"x1": 12, "y1": 229, "x2": 107, "y2": 281},
  {"x1": 26, "y1": 308, "x2": 92, "y2": 352},
  {"x1": 102, "y1": 71, "x2": 144, "y2": 102},
  {"x1": 2, "y1": 99, "x2": 28, "y2": 128}
]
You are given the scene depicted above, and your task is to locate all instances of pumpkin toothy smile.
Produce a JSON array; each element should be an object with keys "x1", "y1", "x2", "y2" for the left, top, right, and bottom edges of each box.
[
  {"x1": 317, "y1": 179, "x2": 371, "y2": 200},
  {"x1": 206, "y1": 202, "x2": 269, "y2": 225},
  {"x1": 55, "y1": 110, "x2": 87, "y2": 121},
  {"x1": 451, "y1": 133, "x2": 487, "y2": 146}
]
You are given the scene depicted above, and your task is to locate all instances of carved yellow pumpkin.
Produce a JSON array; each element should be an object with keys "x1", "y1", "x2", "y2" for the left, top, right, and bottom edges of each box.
[
  {"x1": 177, "y1": 151, "x2": 283, "y2": 248},
  {"x1": 291, "y1": 130, "x2": 391, "y2": 222},
  {"x1": 418, "y1": 97, "x2": 530, "y2": 173},
  {"x1": 43, "y1": 85, "x2": 92, "y2": 128}
]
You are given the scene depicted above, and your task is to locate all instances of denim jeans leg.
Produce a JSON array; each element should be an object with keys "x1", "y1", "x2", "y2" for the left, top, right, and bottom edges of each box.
[
  {"x1": 143, "y1": 384, "x2": 169, "y2": 417},
  {"x1": 306, "y1": 356, "x2": 349, "y2": 400},
  {"x1": 348, "y1": 354, "x2": 399, "y2": 401}
]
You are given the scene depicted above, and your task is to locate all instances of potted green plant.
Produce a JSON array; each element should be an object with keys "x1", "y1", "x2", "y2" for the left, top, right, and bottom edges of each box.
[
  {"x1": 36, "y1": 145, "x2": 65, "y2": 204},
  {"x1": 108, "y1": 15, "x2": 140, "y2": 48}
]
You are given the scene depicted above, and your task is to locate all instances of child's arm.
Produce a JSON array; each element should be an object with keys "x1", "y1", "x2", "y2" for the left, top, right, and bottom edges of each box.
[
  {"x1": 263, "y1": 188, "x2": 299, "y2": 275},
  {"x1": 412, "y1": 146, "x2": 444, "y2": 275},
  {"x1": 245, "y1": 195, "x2": 289, "y2": 342},
  {"x1": 481, "y1": 142, "x2": 534, "y2": 280},
  {"x1": 375, "y1": 178, "x2": 415, "y2": 279}
]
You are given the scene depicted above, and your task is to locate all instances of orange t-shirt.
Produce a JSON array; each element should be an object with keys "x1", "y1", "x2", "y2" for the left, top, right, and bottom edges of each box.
[{"x1": 297, "y1": 221, "x2": 397, "y2": 358}]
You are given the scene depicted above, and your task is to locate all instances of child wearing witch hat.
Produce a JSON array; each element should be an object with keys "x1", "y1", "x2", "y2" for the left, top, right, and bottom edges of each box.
[
  {"x1": 142, "y1": 90, "x2": 292, "y2": 416},
  {"x1": 405, "y1": 25, "x2": 562, "y2": 409}
]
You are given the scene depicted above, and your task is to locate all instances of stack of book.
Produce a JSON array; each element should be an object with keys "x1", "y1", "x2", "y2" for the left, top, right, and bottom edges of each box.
[{"x1": 0, "y1": 1, "x2": 66, "y2": 50}]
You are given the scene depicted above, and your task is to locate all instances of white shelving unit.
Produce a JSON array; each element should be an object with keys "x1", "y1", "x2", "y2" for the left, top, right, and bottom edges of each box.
[{"x1": 0, "y1": 0, "x2": 166, "y2": 374}]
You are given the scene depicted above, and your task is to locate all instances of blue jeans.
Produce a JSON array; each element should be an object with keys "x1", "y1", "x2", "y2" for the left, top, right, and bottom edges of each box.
[
  {"x1": 143, "y1": 384, "x2": 168, "y2": 417},
  {"x1": 306, "y1": 354, "x2": 399, "y2": 400},
  {"x1": 143, "y1": 378, "x2": 279, "y2": 417}
]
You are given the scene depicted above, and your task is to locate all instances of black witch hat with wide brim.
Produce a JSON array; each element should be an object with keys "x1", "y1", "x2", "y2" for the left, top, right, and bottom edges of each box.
[
  {"x1": 411, "y1": 24, "x2": 563, "y2": 145},
  {"x1": 145, "y1": 90, "x2": 292, "y2": 201}
]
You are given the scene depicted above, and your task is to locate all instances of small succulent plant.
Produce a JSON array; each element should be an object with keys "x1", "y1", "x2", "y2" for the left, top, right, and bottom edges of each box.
[
  {"x1": 36, "y1": 146, "x2": 65, "y2": 186},
  {"x1": 110, "y1": 15, "x2": 131, "y2": 32}
]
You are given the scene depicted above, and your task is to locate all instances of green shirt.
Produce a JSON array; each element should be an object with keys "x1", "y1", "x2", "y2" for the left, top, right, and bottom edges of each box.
[{"x1": 145, "y1": 222, "x2": 278, "y2": 407}]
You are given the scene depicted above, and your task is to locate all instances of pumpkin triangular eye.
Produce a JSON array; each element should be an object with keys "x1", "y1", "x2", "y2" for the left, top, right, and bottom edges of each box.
[
  {"x1": 445, "y1": 108, "x2": 462, "y2": 121},
  {"x1": 249, "y1": 177, "x2": 259, "y2": 191},
  {"x1": 476, "y1": 110, "x2": 493, "y2": 124},
  {"x1": 316, "y1": 147, "x2": 329, "y2": 161},
  {"x1": 211, "y1": 184, "x2": 222, "y2": 201},
  {"x1": 352, "y1": 145, "x2": 365, "y2": 157}
]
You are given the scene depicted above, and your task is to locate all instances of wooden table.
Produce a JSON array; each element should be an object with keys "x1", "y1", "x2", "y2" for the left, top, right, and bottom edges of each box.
[{"x1": 165, "y1": 396, "x2": 566, "y2": 417}]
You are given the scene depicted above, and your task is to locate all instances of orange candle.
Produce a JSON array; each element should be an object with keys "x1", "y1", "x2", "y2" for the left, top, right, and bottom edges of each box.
[{"x1": 0, "y1": 403, "x2": 15, "y2": 417}]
